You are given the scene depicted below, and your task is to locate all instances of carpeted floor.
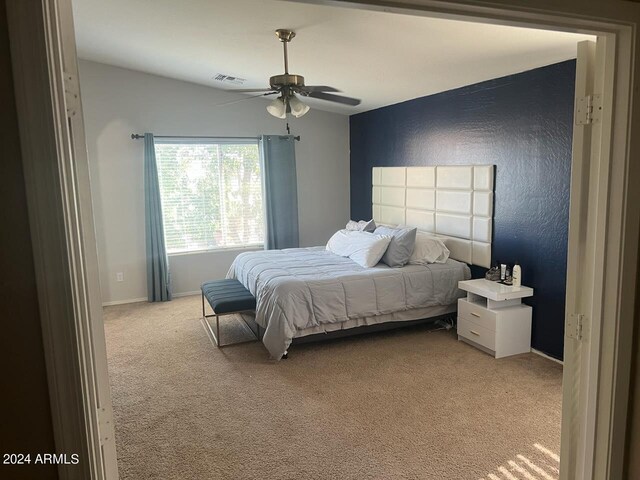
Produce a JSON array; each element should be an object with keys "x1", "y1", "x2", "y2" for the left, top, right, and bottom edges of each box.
[{"x1": 103, "y1": 295, "x2": 563, "y2": 480}]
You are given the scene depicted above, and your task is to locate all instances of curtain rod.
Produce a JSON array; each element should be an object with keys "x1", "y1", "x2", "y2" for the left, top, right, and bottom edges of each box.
[{"x1": 130, "y1": 133, "x2": 300, "y2": 141}]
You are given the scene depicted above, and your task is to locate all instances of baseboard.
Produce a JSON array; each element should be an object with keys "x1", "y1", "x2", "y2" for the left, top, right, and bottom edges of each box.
[
  {"x1": 102, "y1": 297, "x2": 147, "y2": 307},
  {"x1": 101, "y1": 290, "x2": 200, "y2": 307},
  {"x1": 531, "y1": 348, "x2": 564, "y2": 365},
  {"x1": 172, "y1": 291, "x2": 200, "y2": 298}
]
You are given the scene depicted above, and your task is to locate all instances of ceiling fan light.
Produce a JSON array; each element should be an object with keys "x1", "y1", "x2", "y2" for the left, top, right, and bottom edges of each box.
[
  {"x1": 289, "y1": 95, "x2": 310, "y2": 118},
  {"x1": 266, "y1": 97, "x2": 286, "y2": 119}
]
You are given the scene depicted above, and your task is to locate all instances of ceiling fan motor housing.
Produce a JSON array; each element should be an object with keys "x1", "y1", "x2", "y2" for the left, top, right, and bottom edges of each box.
[
  {"x1": 275, "y1": 29, "x2": 296, "y2": 42},
  {"x1": 270, "y1": 74, "x2": 305, "y2": 90}
]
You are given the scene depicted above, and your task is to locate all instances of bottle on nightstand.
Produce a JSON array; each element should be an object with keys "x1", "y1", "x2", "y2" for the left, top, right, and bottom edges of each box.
[{"x1": 512, "y1": 262, "x2": 522, "y2": 287}]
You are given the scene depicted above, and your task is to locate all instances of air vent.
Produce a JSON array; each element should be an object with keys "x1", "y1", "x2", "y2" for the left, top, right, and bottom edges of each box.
[{"x1": 213, "y1": 74, "x2": 246, "y2": 85}]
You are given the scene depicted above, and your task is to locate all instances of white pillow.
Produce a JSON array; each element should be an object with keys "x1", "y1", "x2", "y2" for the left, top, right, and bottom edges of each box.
[
  {"x1": 326, "y1": 230, "x2": 392, "y2": 268},
  {"x1": 409, "y1": 233, "x2": 450, "y2": 265}
]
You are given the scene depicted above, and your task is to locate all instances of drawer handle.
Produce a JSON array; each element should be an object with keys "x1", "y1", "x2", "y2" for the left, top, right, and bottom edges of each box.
[
  {"x1": 470, "y1": 330, "x2": 481, "y2": 336},
  {"x1": 470, "y1": 312, "x2": 481, "y2": 318}
]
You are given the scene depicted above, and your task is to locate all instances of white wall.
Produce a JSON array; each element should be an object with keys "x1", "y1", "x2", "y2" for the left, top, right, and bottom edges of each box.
[{"x1": 78, "y1": 60, "x2": 350, "y2": 305}]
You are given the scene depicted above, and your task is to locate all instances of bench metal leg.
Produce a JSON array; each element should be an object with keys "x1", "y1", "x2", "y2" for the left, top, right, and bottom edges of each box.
[
  {"x1": 202, "y1": 308, "x2": 259, "y2": 348},
  {"x1": 202, "y1": 313, "x2": 223, "y2": 347},
  {"x1": 216, "y1": 315, "x2": 220, "y2": 347}
]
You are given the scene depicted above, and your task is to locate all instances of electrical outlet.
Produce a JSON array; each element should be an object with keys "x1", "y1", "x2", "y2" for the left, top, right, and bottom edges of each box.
[{"x1": 116, "y1": 272, "x2": 124, "y2": 282}]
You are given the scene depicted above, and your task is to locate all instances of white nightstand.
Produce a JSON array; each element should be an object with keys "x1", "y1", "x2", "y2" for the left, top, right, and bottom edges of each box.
[{"x1": 457, "y1": 279, "x2": 533, "y2": 358}]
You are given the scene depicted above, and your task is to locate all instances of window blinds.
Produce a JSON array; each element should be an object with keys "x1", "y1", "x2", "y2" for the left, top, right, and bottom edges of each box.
[{"x1": 155, "y1": 142, "x2": 264, "y2": 253}]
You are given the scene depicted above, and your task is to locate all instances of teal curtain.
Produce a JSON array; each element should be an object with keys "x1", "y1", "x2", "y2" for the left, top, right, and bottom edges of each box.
[
  {"x1": 260, "y1": 135, "x2": 299, "y2": 250},
  {"x1": 144, "y1": 133, "x2": 171, "y2": 302}
]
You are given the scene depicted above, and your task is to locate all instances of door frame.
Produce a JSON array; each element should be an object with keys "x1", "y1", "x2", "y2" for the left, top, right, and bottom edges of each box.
[
  {"x1": 6, "y1": 0, "x2": 117, "y2": 478},
  {"x1": 6, "y1": 0, "x2": 638, "y2": 479}
]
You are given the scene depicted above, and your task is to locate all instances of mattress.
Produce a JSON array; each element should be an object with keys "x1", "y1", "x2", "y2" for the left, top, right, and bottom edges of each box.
[{"x1": 227, "y1": 247, "x2": 471, "y2": 359}]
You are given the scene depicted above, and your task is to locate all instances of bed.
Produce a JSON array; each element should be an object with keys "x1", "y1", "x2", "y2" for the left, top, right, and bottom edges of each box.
[
  {"x1": 227, "y1": 165, "x2": 494, "y2": 359},
  {"x1": 228, "y1": 247, "x2": 470, "y2": 358}
]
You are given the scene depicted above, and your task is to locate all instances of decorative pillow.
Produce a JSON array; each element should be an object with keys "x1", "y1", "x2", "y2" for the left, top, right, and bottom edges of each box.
[
  {"x1": 326, "y1": 230, "x2": 392, "y2": 268},
  {"x1": 345, "y1": 219, "x2": 377, "y2": 233},
  {"x1": 374, "y1": 226, "x2": 418, "y2": 267},
  {"x1": 409, "y1": 233, "x2": 450, "y2": 265}
]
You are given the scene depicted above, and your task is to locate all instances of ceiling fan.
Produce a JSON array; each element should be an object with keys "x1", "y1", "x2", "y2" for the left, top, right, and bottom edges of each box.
[{"x1": 229, "y1": 29, "x2": 361, "y2": 118}]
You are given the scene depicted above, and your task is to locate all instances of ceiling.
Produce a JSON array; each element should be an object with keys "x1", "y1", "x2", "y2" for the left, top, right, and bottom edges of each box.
[{"x1": 72, "y1": 0, "x2": 594, "y2": 115}]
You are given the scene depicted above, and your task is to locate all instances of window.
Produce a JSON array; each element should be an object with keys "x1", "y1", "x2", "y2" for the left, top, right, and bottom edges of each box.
[{"x1": 155, "y1": 140, "x2": 264, "y2": 254}]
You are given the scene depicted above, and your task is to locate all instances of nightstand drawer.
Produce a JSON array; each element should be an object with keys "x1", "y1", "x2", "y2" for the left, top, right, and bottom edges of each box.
[
  {"x1": 457, "y1": 317, "x2": 496, "y2": 352},
  {"x1": 458, "y1": 298, "x2": 496, "y2": 331}
]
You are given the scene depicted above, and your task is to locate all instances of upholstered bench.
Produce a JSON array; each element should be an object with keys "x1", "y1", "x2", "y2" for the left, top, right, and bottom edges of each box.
[{"x1": 201, "y1": 279, "x2": 258, "y2": 347}]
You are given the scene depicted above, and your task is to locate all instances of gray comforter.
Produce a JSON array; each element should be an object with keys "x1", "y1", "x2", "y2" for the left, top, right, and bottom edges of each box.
[{"x1": 227, "y1": 247, "x2": 470, "y2": 359}]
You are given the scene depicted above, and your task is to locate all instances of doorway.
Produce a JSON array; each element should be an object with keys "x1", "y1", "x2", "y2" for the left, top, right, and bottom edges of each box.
[{"x1": 6, "y1": 0, "x2": 638, "y2": 479}]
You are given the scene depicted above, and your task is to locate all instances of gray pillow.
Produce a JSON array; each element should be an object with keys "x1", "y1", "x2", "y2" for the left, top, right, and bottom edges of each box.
[
  {"x1": 346, "y1": 219, "x2": 377, "y2": 232},
  {"x1": 361, "y1": 219, "x2": 377, "y2": 233},
  {"x1": 374, "y1": 226, "x2": 417, "y2": 267}
]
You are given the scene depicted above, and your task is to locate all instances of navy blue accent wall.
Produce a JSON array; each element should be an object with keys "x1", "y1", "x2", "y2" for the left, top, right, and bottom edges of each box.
[{"x1": 350, "y1": 60, "x2": 575, "y2": 360}]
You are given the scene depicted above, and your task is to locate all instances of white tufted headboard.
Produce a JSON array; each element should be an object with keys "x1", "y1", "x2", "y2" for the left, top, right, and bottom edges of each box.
[{"x1": 372, "y1": 165, "x2": 495, "y2": 268}]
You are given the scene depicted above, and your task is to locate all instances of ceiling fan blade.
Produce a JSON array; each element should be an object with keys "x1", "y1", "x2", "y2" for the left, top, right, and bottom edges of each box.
[
  {"x1": 307, "y1": 91, "x2": 361, "y2": 106},
  {"x1": 213, "y1": 92, "x2": 278, "y2": 107},
  {"x1": 225, "y1": 88, "x2": 278, "y2": 93},
  {"x1": 299, "y1": 85, "x2": 341, "y2": 93}
]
